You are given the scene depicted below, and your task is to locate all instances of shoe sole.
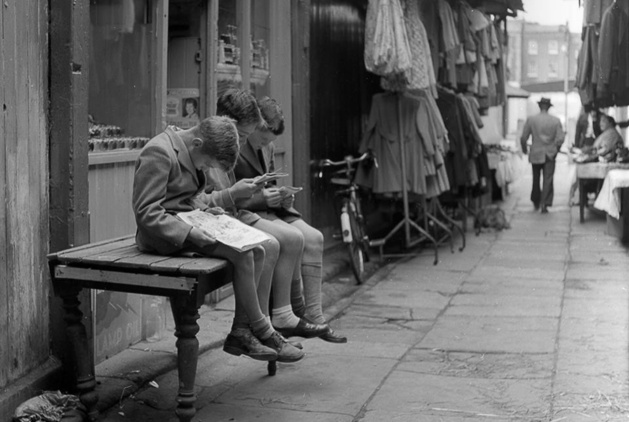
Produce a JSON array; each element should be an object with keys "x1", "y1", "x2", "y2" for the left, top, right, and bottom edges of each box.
[
  {"x1": 223, "y1": 345, "x2": 278, "y2": 361},
  {"x1": 276, "y1": 353, "x2": 305, "y2": 363},
  {"x1": 275, "y1": 327, "x2": 328, "y2": 339},
  {"x1": 320, "y1": 335, "x2": 348, "y2": 344}
]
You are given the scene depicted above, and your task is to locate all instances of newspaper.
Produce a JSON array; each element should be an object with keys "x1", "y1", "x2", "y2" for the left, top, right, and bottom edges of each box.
[
  {"x1": 253, "y1": 172, "x2": 289, "y2": 185},
  {"x1": 278, "y1": 186, "x2": 303, "y2": 197},
  {"x1": 177, "y1": 209, "x2": 271, "y2": 252}
]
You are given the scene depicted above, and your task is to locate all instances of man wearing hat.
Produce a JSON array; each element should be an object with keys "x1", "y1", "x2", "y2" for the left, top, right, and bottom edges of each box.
[{"x1": 520, "y1": 97, "x2": 565, "y2": 213}]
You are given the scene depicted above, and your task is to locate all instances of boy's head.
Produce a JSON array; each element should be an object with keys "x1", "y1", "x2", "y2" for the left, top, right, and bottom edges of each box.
[
  {"x1": 191, "y1": 115, "x2": 240, "y2": 171},
  {"x1": 258, "y1": 97, "x2": 285, "y2": 136},
  {"x1": 248, "y1": 97, "x2": 285, "y2": 149},
  {"x1": 216, "y1": 89, "x2": 262, "y2": 142}
]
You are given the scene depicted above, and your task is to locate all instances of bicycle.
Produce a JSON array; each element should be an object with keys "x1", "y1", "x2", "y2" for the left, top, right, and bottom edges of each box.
[{"x1": 316, "y1": 152, "x2": 376, "y2": 284}]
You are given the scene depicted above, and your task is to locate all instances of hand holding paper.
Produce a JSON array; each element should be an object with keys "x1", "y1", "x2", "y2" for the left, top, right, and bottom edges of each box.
[{"x1": 253, "y1": 172, "x2": 289, "y2": 185}]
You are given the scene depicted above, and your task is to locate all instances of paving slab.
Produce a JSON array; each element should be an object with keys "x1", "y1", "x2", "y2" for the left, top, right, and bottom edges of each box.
[
  {"x1": 461, "y1": 277, "x2": 563, "y2": 296},
  {"x1": 418, "y1": 315, "x2": 558, "y2": 353},
  {"x1": 561, "y1": 297, "x2": 629, "y2": 322},
  {"x1": 470, "y1": 264, "x2": 565, "y2": 281},
  {"x1": 401, "y1": 349, "x2": 553, "y2": 379},
  {"x1": 353, "y1": 289, "x2": 452, "y2": 310},
  {"x1": 213, "y1": 354, "x2": 396, "y2": 416},
  {"x1": 445, "y1": 293, "x2": 561, "y2": 317},
  {"x1": 363, "y1": 371, "x2": 550, "y2": 421}
]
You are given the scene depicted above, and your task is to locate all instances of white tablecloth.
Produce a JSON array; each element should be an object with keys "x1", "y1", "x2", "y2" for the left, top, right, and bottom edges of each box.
[{"x1": 594, "y1": 169, "x2": 629, "y2": 219}]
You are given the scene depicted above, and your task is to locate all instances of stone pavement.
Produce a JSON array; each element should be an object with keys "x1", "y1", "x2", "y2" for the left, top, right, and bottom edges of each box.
[{"x1": 98, "y1": 156, "x2": 629, "y2": 421}]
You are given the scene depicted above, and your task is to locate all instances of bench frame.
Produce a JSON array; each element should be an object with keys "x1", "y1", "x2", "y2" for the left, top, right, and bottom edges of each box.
[{"x1": 48, "y1": 235, "x2": 238, "y2": 422}]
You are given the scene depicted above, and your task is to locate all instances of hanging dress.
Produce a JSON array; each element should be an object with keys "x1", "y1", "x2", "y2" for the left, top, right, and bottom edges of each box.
[{"x1": 364, "y1": 0, "x2": 412, "y2": 77}]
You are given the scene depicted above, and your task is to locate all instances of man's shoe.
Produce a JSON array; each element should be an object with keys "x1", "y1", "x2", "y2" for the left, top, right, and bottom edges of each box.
[
  {"x1": 223, "y1": 328, "x2": 278, "y2": 361},
  {"x1": 541, "y1": 206, "x2": 548, "y2": 214},
  {"x1": 274, "y1": 319, "x2": 329, "y2": 339},
  {"x1": 533, "y1": 202, "x2": 540, "y2": 211},
  {"x1": 262, "y1": 332, "x2": 305, "y2": 363},
  {"x1": 303, "y1": 316, "x2": 348, "y2": 344}
]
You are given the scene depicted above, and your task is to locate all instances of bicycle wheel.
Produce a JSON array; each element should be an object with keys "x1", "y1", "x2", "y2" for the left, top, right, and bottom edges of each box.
[{"x1": 343, "y1": 198, "x2": 369, "y2": 284}]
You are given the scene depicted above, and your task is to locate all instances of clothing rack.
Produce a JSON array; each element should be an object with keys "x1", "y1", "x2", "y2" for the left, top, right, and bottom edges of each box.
[{"x1": 369, "y1": 92, "x2": 442, "y2": 264}]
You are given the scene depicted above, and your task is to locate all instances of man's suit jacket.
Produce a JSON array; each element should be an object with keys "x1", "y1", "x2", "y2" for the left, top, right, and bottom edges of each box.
[
  {"x1": 132, "y1": 127, "x2": 210, "y2": 255},
  {"x1": 520, "y1": 113, "x2": 564, "y2": 164},
  {"x1": 233, "y1": 140, "x2": 301, "y2": 221}
]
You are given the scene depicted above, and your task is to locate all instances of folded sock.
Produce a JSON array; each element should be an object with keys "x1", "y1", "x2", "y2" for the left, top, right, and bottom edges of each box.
[
  {"x1": 271, "y1": 305, "x2": 300, "y2": 328},
  {"x1": 250, "y1": 316, "x2": 274, "y2": 340}
]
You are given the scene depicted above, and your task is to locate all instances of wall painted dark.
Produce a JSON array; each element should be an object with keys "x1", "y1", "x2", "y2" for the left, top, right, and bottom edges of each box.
[{"x1": 309, "y1": 0, "x2": 380, "y2": 233}]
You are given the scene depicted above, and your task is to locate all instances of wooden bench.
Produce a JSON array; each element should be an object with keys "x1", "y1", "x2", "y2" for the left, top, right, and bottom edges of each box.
[{"x1": 47, "y1": 234, "x2": 275, "y2": 422}]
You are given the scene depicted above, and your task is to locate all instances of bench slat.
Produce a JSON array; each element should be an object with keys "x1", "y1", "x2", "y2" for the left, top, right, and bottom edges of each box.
[
  {"x1": 53, "y1": 238, "x2": 138, "y2": 263},
  {"x1": 47, "y1": 235, "x2": 136, "y2": 260},
  {"x1": 54, "y1": 265, "x2": 196, "y2": 291}
]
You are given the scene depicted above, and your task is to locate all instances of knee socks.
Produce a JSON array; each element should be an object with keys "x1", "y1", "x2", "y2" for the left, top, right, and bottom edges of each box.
[
  {"x1": 302, "y1": 262, "x2": 325, "y2": 325},
  {"x1": 291, "y1": 278, "x2": 306, "y2": 317}
]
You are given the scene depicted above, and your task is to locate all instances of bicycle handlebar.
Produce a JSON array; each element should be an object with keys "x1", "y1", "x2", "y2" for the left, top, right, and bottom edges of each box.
[{"x1": 317, "y1": 152, "x2": 377, "y2": 169}]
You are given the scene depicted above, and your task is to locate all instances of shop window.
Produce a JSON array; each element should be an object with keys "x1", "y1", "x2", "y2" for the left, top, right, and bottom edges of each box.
[
  {"x1": 548, "y1": 40, "x2": 558, "y2": 55},
  {"x1": 217, "y1": 1, "x2": 270, "y2": 96},
  {"x1": 89, "y1": 0, "x2": 156, "y2": 152},
  {"x1": 528, "y1": 40, "x2": 538, "y2": 56}
]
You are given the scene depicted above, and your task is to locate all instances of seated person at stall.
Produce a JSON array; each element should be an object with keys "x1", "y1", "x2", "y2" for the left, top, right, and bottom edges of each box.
[
  {"x1": 132, "y1": 115, "x2": 283, "y2": 362},
  {"x1": 574, "y1": 113, "x2": 624, "y2": 163},
  {"x1": 209, "y1": 89, "x2": 329, "y2": 347},
  {"x1": 233, "y1": 96, "x2": 347, "y2": 343}
]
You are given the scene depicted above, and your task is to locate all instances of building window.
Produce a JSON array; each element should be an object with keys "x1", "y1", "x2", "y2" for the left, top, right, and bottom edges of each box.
[
  {"x1": 548, "y1": 61, "x2": 558, "y2": 78},
  {"x1": 527, "y1": 60, "x2": 538, "y2": 77},
  {"x1": 548, "y1": 40, "x2": 558, "y2": 55},
  {"x1": 528, "y1": 40, "x2": 538, "y2": 55}
]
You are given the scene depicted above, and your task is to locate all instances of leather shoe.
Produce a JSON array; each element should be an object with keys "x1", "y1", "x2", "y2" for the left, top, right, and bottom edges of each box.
[
  {"x1": 223, "y1": 328, "x2": 278, "y2": 361},
  {"x1": 303, "y1": 317, "x2": 347, "y2": 343},
  {"x1": 274, "y1": 319, "x2": 329, "y2": 339},
  {"x1": 541, "y1": 206, "x2": 548, "y2": 214},
  {"x1": 262, "y1": 332, "x2": 305, "y2": 362}
]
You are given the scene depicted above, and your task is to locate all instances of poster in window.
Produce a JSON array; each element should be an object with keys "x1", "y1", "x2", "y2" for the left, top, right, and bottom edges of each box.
[{"x1": 166, "y1": 88, "x2": 200, "y2": 129}]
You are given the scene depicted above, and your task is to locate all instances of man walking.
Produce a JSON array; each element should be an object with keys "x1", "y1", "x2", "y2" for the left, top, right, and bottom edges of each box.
[{"x1": 520, "y1": 97, "x2": 565, "y2": 213}]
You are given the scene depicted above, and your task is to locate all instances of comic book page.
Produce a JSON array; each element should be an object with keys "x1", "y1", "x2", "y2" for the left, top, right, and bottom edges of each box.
[{"x1": 178, "y1": 209, "x2": 271, "y2": 252}]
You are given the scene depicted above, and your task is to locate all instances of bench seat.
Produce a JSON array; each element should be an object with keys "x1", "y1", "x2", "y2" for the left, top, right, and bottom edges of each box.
[{"x1": 47, "y1": 234, "x2": 253, "y2": 422}]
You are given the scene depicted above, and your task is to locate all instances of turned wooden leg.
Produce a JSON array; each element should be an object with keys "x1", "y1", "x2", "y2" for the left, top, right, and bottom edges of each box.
[
  {"x1": 170, "y1": 294, "x2": 201, "y2": 422},
  {"x1": 60, "y1": 287, "x2": 99, "y2": 421}
]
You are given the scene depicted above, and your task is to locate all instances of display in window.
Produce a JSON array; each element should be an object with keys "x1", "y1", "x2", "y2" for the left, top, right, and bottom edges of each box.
[
  {"x1": 166, "y1": 88, "x2": 201, "y2": 129},
  {"x1": 88, "y1": 114, "x2": 150, "y2": 152},
  {"x1": 217, "y1": 24, "x2": 269, "y2": 87}
]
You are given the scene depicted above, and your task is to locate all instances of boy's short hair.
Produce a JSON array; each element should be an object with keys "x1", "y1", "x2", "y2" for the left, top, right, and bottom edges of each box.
[
  {"x1": 194, "y1": 116, "x2": 240, "y2": 171},
  {"x1": 601, "y1": 114, "x2": 617, "y2": 127},
  {"x1": 216, "y1": 89, "x2": 262, "y2": 127},
  {"x1": 257, "y1": 97, "x2": 285, "y2": 136}
]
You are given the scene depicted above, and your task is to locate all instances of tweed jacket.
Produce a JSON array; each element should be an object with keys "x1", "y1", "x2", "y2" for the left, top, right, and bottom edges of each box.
[
  {"x1": 520, "y1": 112, "x2": 564, "y2": 164},
  {"x1": 233, "y1": 139, "x2": 301, "y2": 221},
  {"x1": 132, "y1": 127, "x2": 214, "y2": 255}
]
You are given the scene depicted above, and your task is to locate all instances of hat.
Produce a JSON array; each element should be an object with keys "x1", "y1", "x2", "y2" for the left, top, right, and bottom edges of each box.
[{"x1": 537, "y1": 97, "x2": 553, "y2": 107}]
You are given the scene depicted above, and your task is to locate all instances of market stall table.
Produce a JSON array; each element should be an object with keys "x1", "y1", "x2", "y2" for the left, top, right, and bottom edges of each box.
[
  {"x1": 576, "y1": 162, "x2": 629, "y2": 223},
  {"x1": 593, "y1": 169, "x2": 629, "y2": 242}
]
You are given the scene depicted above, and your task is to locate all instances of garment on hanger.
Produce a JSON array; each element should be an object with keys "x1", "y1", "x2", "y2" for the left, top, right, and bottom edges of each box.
[
  {"x1": 381, "y1": 0, "x2": 437, "y2": 95},
  {"x1": 596, "y1": 2, "x2": 629, "y2": 106},
  {"x1": 355, "y1": 92, "x2": 450, "y2": 198},
  {"x1": 364, "y1": 0, "x2": 412, "y2": 77},
  {"x1": 437, "y1": 0, "x2": 461, "y2": 88}
]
